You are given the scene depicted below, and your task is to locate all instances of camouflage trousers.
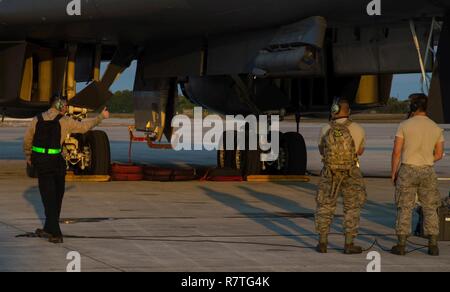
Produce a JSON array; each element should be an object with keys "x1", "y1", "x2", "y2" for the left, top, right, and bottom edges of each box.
[
  {"x1": 315, "y1": 166, "x2": 367, "y2": 237},
  {"x1": 395, "y1": 164, "x2": 441, "y2": 236}
]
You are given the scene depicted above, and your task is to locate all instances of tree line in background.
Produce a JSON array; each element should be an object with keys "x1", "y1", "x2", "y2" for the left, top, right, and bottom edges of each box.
[
  {"x1": 107, "y1": 90, "x2": 195, "y2": 114},
  {"x1": 106, "y1": 90, "x2": 134, "y2": 113},
  {"x1": 375, "y1": 97, "x2": 409, "y2": 114},
  {"x1": 107, "y1": 90, "x2": 409, "y2": 114}
]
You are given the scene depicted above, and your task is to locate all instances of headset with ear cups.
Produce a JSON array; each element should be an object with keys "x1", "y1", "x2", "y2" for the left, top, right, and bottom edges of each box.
[
  {"x1": 409, "y1": 99, "x2": 420, "y2": 113},
  {"x1": 408, "y1": 94, "x2": 428, "y2": 118},
  {"x1": 54, "y1": 96, "x2": 68, "y2": 111},
  {"x1": 331, "y1": 97, "x2": 341, "y2": 115}
]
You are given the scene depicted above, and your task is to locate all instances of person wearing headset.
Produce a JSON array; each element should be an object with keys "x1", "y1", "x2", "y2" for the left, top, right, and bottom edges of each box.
[
  {"x1": 23, "y1": 94, "x2": 110, "y2": 244},
  {"x1": 316, "y1": 97, "x2": 367, "y2": 254},
  {"x1": 391, "y1": 93, "x2": 445, "y2": 256}
]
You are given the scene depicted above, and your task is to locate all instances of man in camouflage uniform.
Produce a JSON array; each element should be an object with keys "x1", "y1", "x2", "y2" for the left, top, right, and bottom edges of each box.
[
  {"x1": 316, "y1": 98, "x2": 367, "y2": 254},
  {"x1": 391, "y1": 94, "x2": 445, "y2": 256}
]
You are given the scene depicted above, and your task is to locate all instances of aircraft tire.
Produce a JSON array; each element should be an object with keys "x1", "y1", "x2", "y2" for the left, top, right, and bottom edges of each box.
[
  {"x1": 241, "y1": 149, "x2": 262, "y2": 177},
  {"x1": 217, "y1": 131, "x2": 238, "y2": 169},
  {"x1": 84, "y1": 131, "x2": 111, "y2": 175},
  {"x1": 281, "y1": 132, "x2": 307, "y2": 175},
  {"x1": 262, "y1": 131, "x2": 282, "y2": 175}
]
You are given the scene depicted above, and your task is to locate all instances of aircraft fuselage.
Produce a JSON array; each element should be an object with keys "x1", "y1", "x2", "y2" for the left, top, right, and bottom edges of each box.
[{"x1": 0, "y1": 0, "x2": 445, "y2": 44}]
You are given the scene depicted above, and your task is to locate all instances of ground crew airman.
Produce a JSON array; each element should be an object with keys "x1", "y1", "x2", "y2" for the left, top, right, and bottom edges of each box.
[
  {"x1": 315, "y1": 98, "x2": 367, "y2": 254},
  {"x1": 23, "y1": 95, "x2": 109, "y2": 244},
  {"x1": 391, "y1": 94, "x2": 445, "y2": 256}
]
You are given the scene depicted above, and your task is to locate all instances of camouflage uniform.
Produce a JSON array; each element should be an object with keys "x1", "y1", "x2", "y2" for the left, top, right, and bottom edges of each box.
[
  {"x1": 315, "y1": 120, "x2": 367, "y2": 237},
  {"x1": 395, "y1": 164, "x2": 441, "y2": 236},
  {"x1": 445, "y1": 197, "x2": 450, "y2": 208},
  {"x1": 315, "y1": 166, "x2": 367, "y2": 237}
]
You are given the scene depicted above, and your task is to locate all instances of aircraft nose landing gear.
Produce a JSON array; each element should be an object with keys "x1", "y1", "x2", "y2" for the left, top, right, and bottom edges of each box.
[{"x1": 61, "y1": 107, "x2": 111, "y2": 176}]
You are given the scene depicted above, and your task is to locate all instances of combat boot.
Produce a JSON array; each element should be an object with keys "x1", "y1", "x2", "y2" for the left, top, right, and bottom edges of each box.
[
  {"x1": 48, "y1": 235, "x2": 64, "y2": 244},
  {"x1": 344, "y1": 234, "x2": 363, "y2": 255},
  {"x1": 35, "y1": 228, "x2": 51, "y2": 239},
  {"x1": 391, "y1": 235, "x2": 407, "y2": 256},
  {"x1": 428, "y1": 235, "x2": 440, "y2": 256},
  {"x1": 316, "y1": 234, "x2": 328, "y2": 254}
]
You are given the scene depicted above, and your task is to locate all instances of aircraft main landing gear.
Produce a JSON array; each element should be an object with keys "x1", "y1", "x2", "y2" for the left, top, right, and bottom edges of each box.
[{"x1": 217, "y1": 130, "x2": 307, "y2": 177}]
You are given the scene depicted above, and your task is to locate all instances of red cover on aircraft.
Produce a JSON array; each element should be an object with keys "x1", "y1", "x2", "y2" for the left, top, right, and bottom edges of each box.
[
  {"x1": 143, "y1": 166, "x2": 198, "y2": 182},
  {"x1": 111, "y1": 173, "x2": 144, "y2": 181},
  {"x1": 111, "y1": 163, "x2": 144, "y2": 175},
  {"x1": 111, "y1": 163, "x2": 145, "y2": 181}
]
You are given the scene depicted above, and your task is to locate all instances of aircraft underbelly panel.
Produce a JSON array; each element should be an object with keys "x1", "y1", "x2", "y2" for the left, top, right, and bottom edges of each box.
[
  {"x1": 0, "y1": 0, "x2": 445, "y2": 44},
  {"x1": 333, "y1": 24, "x2": 434, "y2": 75}
]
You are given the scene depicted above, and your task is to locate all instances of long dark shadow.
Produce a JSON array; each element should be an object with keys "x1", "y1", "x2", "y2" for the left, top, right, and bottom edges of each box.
[{"x1": 200, "y1": 186, "x2": 316, "y2": 248}]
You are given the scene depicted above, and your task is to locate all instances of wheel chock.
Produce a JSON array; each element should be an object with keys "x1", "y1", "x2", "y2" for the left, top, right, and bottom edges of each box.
[
  {"x1": 246, "y1": 175, "x2": 310, "y2": 182},
  {"x1": 65, "y1": 173, "x2": 111, "y2": 182}
]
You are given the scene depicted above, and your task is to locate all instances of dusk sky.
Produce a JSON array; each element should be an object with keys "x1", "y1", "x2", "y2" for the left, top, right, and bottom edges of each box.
[{"x1": 93, "y1": 61, "x2": 424, "y2": 101}]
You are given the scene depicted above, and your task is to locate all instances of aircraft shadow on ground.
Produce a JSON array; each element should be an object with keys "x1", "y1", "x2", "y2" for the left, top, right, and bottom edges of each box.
[
  {"x1": 274, "y1": 181, "x2": 400, "y2": 228},
  {"x1": 270, "y1": 181, "x2": 427, "y2": 252},
  {"x1": 200, "y1": 186, "x2": 318, "y2": 249},
  {"x1": 200, "y1": 182, "x2": 407, "y2": 252},
  {"x1": 244, "y1": 185, "x2": 400, "y2": 246}
]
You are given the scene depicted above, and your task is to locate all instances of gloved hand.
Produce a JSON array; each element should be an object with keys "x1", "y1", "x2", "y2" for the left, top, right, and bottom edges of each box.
[{"x1": 101, "y1": 107, "x2": 110, "y2": 119}]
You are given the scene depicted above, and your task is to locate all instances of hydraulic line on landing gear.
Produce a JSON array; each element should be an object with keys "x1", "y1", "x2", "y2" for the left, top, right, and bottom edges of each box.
[{"x1": 128, "y1": 126, "x2": 172, "y2": 163}]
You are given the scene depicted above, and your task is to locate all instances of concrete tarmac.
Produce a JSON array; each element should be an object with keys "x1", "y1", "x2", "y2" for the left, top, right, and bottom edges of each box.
[{"x1": 0, "y1": 120, "x2": 449, "y2": 272}]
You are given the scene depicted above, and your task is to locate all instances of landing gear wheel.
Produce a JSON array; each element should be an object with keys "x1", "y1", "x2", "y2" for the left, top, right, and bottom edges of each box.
[
  {"x1": 262, "y1": 131, "x2": 282, "y2": 174},
  {"x1": 217, "y1": 131, "x2": 262, "y2": 177},
  {"x1": 281, "y1": 132, "x2": 307, "y2": 175},
  {"x1": 241, "y1": 149, "x2": 262, "y2": 177},
  {"x1": 217, "y1": 149, "x2": 238, "y2": 169},
  {"x1": 84, "y1": 130, "x2": 111, "y2": 175},
  {"x1": 217, "y1": 131, "x2": 239, "y2": 169}
]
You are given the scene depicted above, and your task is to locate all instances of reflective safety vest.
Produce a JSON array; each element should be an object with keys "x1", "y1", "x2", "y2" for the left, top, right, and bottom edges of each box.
[
  {"x1": 31, "y1": 146, "x2": 61, "y2": 155},
  {"x1": 30, "y1": 113, "x2": 66, "y2": 175},
  {"x1": 31, "y1": 114, "x2": 63, "y2": 156}
]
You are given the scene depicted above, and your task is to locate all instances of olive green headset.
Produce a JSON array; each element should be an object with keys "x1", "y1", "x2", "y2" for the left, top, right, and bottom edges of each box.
[{"x1": 52, "y1": 95, "x2": 68, "y2": 111}]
